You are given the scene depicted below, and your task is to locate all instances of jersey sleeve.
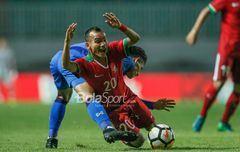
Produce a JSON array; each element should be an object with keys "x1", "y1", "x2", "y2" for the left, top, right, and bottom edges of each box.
[
  {"x1": 73, "y1": 58, "x2": 88, "y2": 77},
  {"x1": 69, "y1": 47, "x2": 89, "y2": 62},
  {"x1": 208, "y1": 0, "x2": 226, "y2": 14},
  {"x1": 108, "y1": 38, "x2": 130, "y2": 60}
]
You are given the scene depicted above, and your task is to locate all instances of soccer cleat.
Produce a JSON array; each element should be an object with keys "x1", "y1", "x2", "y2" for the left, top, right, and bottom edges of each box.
[
  {"x1": 217, "y1": 121, "x2": 233, "y2": 132},
  {"x1": 45, "y1": 137, "x2": 58, "y2": 148},
  {"x1": 103, "y1": 127, "x2": 137, "y2": 144},
  {"x1": 192, "y1": 115, "x2": 205, "y2": 132}
]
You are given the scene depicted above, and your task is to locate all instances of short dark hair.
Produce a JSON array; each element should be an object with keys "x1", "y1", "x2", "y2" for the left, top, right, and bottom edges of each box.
[
  {"x1": 128, "y1": 46, "x2": 147, "y2": 64},
  {"x1": 84, "y1": 26, "x2": 104, "y2": 41}
]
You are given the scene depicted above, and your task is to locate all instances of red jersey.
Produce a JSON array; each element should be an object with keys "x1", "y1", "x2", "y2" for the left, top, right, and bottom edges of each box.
[
  {"x1": 74, "y1": 39, "x2": 136, "y2": 112},
  {"x1": 208, "y1": 0, "x2": 240, "y2": 38}
]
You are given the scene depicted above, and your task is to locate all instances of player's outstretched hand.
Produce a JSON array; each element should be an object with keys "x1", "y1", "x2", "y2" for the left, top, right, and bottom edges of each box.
[
  {"x1": 186, "y1": 30, "x2": 198, "y2": 46},
  {"x1": 65, "y1": 23, "x2": 77, "y2": 42},
  {"x1": 153, "y1": 98, "x2": 176, "y2": 111},
  {"x1": 103, "y1": 12, "x2": 121, "y2": 28}
]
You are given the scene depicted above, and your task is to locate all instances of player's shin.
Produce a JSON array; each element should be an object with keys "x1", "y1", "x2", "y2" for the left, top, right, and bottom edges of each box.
[
  {"x1": 48, "y1": 97, "x2": 67, "y2": 138},
  {"x1": 200, "y1": 84, "x2": 218, "y2": 117},
  {"x1": 217, "y1": 92, "x2": 239, "y2": 132},
  {"x1": 86, "y1": 99, "x2": 112, "y2": 130},
  {"x1": 221, "y1": 92, "x2": 240, "y2": 123}
]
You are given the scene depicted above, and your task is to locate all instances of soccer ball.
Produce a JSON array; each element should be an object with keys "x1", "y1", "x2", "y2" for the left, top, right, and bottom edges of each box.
[{"x1": 147, "y1": 124, "x2": 175, "y2": 149}]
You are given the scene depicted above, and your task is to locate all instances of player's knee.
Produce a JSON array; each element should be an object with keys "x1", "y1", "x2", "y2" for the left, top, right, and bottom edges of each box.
[
  {"x1": 213, "y1": 80, "x2": 224, "y2": 89},
  {"x1": 55, "y1": 95, "x2": 69, "y2": 104},
  {"x1": 59, "y1": 95, "x2": 70, "y2": 103},
  {"x1": 124, "y1": 133, "x2": 145, "y2": 148},
  {"x1": 57, "y1": 88, "x2": 72, "y2": 103}
]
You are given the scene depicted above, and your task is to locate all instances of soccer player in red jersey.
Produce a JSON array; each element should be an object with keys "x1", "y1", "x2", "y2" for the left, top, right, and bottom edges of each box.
[
  {"x1": 62, "y1": 12, "x2": 163, "y2": 148},
  {"x1": 186, "y1": 0, "x2": 240, "y2": 132}
]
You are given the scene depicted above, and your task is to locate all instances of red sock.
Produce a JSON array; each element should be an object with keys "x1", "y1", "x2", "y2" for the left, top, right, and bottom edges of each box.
[
  {"x1": 200, "y1": 84, "x2": 218, "y2": 117},
  {"x1": 221, "y1": 92, "x2": 239, "y2": 123}
]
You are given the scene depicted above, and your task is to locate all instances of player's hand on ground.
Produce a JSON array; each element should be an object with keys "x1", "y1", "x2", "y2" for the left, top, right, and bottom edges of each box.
[
  {"x1": 186, "y1": 30, "x2": 198, "y2": 46},
  {"x1": 103, "y1": 12, "x2": 121, "y2": 28},
  {"x1": 153, "y1": 98, "x2": 176, "y2": 111},
  {"x1": 65, "y1": 23, "x2": 77, "y2": 42}
]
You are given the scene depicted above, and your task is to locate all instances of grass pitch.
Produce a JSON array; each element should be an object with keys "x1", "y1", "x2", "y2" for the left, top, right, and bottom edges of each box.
[{"x1": 0, "y1": 101, "x2": 240, "y2": 152}]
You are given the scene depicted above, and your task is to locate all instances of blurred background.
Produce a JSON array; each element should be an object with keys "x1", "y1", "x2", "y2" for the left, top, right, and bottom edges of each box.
[
  {"x1": 0, "y1": 0, "x2": 232, "y2": 103},
  {"x1": 0, "y1": 0, "x2": 220, "y2": 72}
]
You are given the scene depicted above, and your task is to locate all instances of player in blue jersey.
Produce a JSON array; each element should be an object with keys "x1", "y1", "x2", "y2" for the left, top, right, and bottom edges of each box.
[{"x1": 46, "y1": 14, "x2": 175, "y2": 148}]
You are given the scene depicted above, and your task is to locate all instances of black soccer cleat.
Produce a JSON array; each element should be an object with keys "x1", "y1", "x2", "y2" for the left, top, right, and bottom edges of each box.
[
  {"x1": 45, "y1": 138, "x2": 58, "y2": 148},
  {"x1": 103, "y1": 127, "x2": 137, "y2": 144}
]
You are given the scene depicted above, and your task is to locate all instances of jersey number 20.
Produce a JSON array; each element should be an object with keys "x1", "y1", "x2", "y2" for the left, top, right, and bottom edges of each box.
[{"x1": 104, "y1": 77, "x2": 117, "y2": 92}]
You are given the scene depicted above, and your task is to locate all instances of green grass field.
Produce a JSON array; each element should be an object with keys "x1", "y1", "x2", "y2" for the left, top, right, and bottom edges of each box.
[{"x1": 0, "y1": 101, "x2": 240, "y2": 152}]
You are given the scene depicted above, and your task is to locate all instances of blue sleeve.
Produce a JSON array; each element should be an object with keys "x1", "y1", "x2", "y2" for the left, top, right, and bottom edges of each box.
[
  {"x1": 122, "y1": 56, "x2": 135, "y2": 75},
  {"x1": 69, "y1": 43, "x2": 89, "y2": 61},
  {"x1": 141, "y1": 99, "x2": 154, "y2": 110}
]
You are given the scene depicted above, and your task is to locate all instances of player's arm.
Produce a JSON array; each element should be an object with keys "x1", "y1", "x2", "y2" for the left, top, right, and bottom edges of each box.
[
  {"x1": 62, "y1": 23, "x2": 80, "y2": 73},
  {"x1": 142, "y1": 98, "x2": 176, "y2": 111},
  {"x1": 103, "y1": 12, "x2": 140, "y2": 47},
  {"x1": 186, "y1": 6, "x2": 210, "y2": 46}
]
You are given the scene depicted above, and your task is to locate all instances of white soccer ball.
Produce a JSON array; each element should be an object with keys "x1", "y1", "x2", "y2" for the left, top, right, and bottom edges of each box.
[{"x1": 147, "y1": 124, "x2": 175, "y2": 149}]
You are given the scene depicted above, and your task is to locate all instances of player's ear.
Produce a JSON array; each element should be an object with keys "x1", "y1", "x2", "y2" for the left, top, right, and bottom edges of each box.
[{"x1": 85, "y1": 42, "x2": 90, "y2": 50}]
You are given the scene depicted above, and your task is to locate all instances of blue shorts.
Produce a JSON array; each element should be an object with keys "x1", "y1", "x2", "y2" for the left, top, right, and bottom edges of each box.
[{"x1": 50, "y1": 52, "x2": 86, "y2": 90}]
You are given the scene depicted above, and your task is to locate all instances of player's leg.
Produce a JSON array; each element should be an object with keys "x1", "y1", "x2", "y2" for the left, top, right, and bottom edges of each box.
[
  {"x1": 48, "y1": 89, "x2": 72, "y2": 137},
  {"x1": 46, "y1": 60, "x2": 72, "y2": 148},
  {"x1": 129, "y1": 98, "x2": 156, "y2": 148},
  {"x1": 192, "y1": 80, "x2": 224, "y2": 132},
  {"x1": 109, "y1": 98, "x2": 155, "y2": 148},
  {"x1": 46, "y1": 89, "x2": 72, "y2": 148},
  {"x1": 218, "y1": 58, "x2": 240, "y2": 132},
  {"x1": 192, "y1": 53, "x2": 226, "y2": 132},
  {"x1": 111, "y1": 112, "x2": 145, "y2": 148},
  {"x1": 74, "y1": 82, "x2": 112, "y2": 130},
  {"x1": 74, "y1": 82, "x2": 137, "y2": 143}
]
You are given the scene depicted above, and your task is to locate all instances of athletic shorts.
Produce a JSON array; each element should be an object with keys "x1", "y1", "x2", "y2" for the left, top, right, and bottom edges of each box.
[
  {"x1": 108, "y1": 96, "x2": 155, "y2": 133},
  {"x1": 213, "y1": 34, "x2": 240, "y2": 83},
  {"x1": 49, "y1": 52, "x2": 86, "y2": 89}
]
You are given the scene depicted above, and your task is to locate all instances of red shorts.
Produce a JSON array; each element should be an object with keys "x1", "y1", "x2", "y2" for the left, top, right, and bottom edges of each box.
[
  {"x1": 108, "y1": 96, "x2": 155, "y2": 133},
  {"x1": 213, "y1": 34, "x2": 240, "y2": 83}
]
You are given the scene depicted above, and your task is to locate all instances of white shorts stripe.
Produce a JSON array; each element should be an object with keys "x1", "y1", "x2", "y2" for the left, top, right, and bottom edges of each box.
[{"x1": 213, "y1": 53, "x2": 220, "y2": 81}]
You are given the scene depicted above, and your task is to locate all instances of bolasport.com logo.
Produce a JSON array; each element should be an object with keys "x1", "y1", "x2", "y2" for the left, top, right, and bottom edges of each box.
[{"x1": 74, "y1": 92, "x2": 128, "y2": 107}]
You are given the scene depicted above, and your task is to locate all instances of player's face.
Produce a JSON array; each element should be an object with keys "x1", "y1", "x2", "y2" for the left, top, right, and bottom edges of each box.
[
  {"x1": 86, "y1": 31, "x2": 108, "y2": 58},
  {"x1": 126, "y1": 57, "x2": 145, "y2": 79}
]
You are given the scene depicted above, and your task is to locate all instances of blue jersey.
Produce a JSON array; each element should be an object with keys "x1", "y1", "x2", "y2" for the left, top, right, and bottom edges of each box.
[
  {"x1": 52, "y1": 43, "x2": 88, "y2": 63},
  {"x1": 68, "y1": 43, "x2": 89, "y2": 62},
  {"x1": 50, "y1": 42, "x2": 135, "y2": 89}
]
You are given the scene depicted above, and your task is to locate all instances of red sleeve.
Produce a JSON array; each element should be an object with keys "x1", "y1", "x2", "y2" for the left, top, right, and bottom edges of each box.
[
  {"x1": 108, "y1": 38, "x2": 129, "y2": 60},
  {"x1": 208, "y1": 0, "x2": 226, "y2": 14}
]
